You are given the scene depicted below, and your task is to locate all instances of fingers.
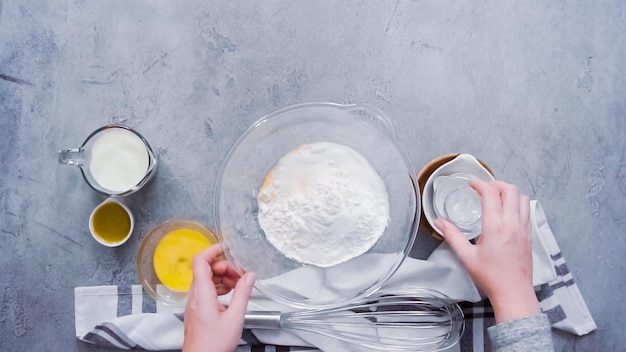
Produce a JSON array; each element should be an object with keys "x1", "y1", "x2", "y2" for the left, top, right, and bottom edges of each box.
[
  {"x1": 192, "y1": 243, "x2": 246, "y2": 297},
  {"x1": 214, "y1": 284, "x2": 233, "y2": 296},
  {"x1": 190, "y1": 244, "x2": 224, "y2": 298},
  {"x1": 225, "y1": 272, "x2": 255, "y2": 322},
  {"x1": 212, "y1": 259, "x2": 243, "y2": 293},
  {"x1": 212, "y1": 260, "x2": 241, "y2": 279},
  {"x1": 434, "y1": 218, "x2": 474, "y2": 265},
  {"x1": 213, "y1": 275, "x2": 241, "y2": 295},
  {"x1": 195, "y1": 243, "x2": 225, "y2": 263},
  {"x1": 498, "y1": 182, "x2": 521, "y2": 221},
  {"x1": 471, "y1": 180, "x2": 529, "y2": 232},
  {"x1": 470, "y1": 179, "x2": 503, "y2": 220}
]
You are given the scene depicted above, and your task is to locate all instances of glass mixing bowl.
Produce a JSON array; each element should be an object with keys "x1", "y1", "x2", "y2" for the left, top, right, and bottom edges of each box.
[{"x1": 215, "y1": 102, "x2": 420, "y2": 308}]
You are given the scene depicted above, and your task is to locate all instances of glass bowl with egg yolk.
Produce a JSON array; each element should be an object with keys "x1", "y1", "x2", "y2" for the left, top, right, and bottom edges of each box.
[{"x1": 136, "y1": 219, "x2": 218, "y2": 306}]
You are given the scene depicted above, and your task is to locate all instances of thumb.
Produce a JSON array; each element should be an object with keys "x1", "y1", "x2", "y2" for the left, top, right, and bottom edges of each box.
[
  {"x1": 225, "y1": 272, "x2": 255, "y2": 320},
  {"x1": 434, "y1": 218, "x2": 474, "y2": 264}
]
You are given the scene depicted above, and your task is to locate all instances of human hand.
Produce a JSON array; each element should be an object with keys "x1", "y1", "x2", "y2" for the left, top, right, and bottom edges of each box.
[
  {"x1": 210, "y1": 249, "x2": 248, "y2": 296},
  {"x1": 434, "y1": 179, "x2": 540, "y2": 323},
  {"x1": 183, "y1": 243, "x2": 255, "y2": 352}
]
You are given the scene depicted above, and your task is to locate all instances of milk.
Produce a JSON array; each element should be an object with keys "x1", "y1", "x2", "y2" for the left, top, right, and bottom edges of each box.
[{"x1": 89, "y1": 129, "x2": 150, "y2": 193}]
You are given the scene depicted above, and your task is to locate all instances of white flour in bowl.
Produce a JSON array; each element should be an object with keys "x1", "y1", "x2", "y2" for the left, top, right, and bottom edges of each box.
[{"x1": 257, "y1": 142, "x2": 389, "y2": 267}]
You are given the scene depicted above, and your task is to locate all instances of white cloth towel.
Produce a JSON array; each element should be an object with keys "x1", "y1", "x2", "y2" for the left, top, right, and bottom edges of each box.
[{"x1": 75, "y1": 200, "x2": 596, "y2": 351}]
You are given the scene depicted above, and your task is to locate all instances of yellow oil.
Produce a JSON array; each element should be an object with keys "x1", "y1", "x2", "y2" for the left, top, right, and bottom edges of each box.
[{"x1": 92, "y1": 202, "x2": 131, "y2": 244}]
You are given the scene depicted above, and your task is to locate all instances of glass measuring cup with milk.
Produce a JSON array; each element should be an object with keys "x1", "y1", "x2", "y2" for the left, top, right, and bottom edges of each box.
[{"x1": 59, "y1": 125, "x2": 157, "y2": 197}]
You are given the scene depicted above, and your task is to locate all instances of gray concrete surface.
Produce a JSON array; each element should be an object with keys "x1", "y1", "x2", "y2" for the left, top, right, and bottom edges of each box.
[{"x1": 1, "y1": 1, "x2": 625, "y2": 351}]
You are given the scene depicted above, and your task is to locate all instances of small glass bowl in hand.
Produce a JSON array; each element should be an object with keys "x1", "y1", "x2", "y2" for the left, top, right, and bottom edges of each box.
[{"x1": 433, "y1": 173, "x2": 482, "y2": 237}]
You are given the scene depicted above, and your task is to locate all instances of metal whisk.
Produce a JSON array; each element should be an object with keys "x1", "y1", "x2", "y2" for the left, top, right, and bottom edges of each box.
[{"x1": 244, "y1": 287, "x2": 464, "y2": 351}]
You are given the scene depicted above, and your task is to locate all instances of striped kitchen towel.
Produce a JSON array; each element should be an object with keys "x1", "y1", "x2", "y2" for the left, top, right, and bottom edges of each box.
[
  {"x1": 74, "y1": 284, "x2": 486, "y2": 351},
  {"x1": 75, "y1": 200, "x2": 595, "y2": 350},
  {"x1": 530, "y1": 201, "x2": 597, "y2": 336}
]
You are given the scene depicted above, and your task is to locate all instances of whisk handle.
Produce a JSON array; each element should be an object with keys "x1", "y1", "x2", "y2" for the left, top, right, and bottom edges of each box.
[{"x1": 243, "y1": 311, "x2": 282, "y2": 329}]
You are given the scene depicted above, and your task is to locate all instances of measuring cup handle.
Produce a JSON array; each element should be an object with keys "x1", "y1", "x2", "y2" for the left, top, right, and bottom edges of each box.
[{"x1": 58, "y1": 148, "x2": 84, "y2": 166}]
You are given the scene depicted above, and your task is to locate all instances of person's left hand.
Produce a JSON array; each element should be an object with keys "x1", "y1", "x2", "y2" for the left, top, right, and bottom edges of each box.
[
  {"x1": 183, "y1": 243, "x2": 255, "y2": 352},
  {"x1": 210, "y1": 248, "x2": 248, "y2": 296}
]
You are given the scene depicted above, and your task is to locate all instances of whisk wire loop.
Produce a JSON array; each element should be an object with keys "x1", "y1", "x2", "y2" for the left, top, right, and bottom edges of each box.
[{"x1": 245, "y1": 288, "x2": 464, "y2": 351}]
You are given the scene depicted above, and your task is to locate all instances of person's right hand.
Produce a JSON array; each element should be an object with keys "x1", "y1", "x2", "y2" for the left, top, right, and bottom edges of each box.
[{"x1": 435, "y1": 179, "x2": 540, "y2": 323}]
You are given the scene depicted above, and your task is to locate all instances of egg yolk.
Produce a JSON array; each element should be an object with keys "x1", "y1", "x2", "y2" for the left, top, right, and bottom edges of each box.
[{"x1": 153, "y1": 228, "x2": 214, "y2": 292}]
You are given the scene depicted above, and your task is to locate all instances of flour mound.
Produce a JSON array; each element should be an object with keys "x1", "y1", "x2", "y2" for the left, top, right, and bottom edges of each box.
[{"x1": 257, "y1": 142, "x2": 389, "y2": 267}]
